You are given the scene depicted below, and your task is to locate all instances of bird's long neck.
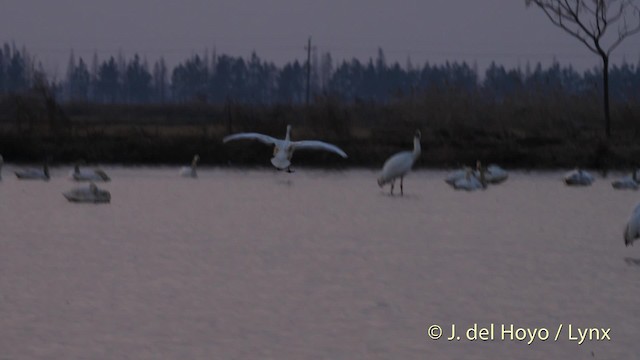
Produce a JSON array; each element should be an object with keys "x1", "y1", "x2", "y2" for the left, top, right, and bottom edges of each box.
[
  {"x1": 412, "y1": 136, "x2": 421, "y2": 160},
  {"x1": 285, "y1": 126, "x2": 291, "y2": 142}
]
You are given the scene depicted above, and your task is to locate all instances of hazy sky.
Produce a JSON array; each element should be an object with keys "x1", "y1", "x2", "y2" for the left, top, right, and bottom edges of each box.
[{"x1": 2, "y1": 0, "x2": 640, "y2": 77}]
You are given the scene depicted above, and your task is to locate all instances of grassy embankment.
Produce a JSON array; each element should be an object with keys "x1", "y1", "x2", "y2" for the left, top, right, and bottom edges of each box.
[{"x1": 1, "y1": 92, "x2": 639, "y2": 169}]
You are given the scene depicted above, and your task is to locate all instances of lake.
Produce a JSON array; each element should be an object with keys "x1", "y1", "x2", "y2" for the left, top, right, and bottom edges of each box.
[{"x1": 1, "y1": 166, "x2": 639, "y2": 359}]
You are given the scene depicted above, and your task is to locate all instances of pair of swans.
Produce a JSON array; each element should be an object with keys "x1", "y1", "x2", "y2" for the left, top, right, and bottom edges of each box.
[
  {"x1": 63, "y1": 182, "x2": 111, "y2": 203},
  {"x1": 223, "y1": 125, "x2": 348, "y2": 172},
  {"x1": 445, "y1": 162, "x2": 507, "y2": 191}
]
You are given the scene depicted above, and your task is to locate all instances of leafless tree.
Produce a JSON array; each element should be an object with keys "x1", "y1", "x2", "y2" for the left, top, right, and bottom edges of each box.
[{"x1": 525, "y1": 0, "x2": 640, "y2": 137}]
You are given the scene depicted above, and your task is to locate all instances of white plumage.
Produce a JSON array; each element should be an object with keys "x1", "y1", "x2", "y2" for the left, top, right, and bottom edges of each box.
[
  {"x1": 624, "y1": 202, "x2": 640, "y2": 246},
  {"x1": 564, "y1": 169, "x2": 594, "y2": 186},
  {"x1": 612, "y1": 170, "x2": 639, "y2": 190},
  {"x1": 63, "y1": 182, "x2": 111, "y2": 203},
  {"x1": 223, "y1": 125, "x2": 347, "y2": 171},
  {"x1": 70, "y1": 164, "x2": 110, "y2": 181},
  {"x1": 377, "y1": 130, "x2": 421, "y2": 195},
  {"x1": 179, "y1": 155, "x2": 200, "y2": 178},
  {"x1": 16, "y1": 163, "x2": 50, "y2": 180}
]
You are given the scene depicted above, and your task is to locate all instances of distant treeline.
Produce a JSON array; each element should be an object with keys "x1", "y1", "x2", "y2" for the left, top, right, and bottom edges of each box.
[{"x1": 1, "y1": 42, "x2": 640, "y2": 105}]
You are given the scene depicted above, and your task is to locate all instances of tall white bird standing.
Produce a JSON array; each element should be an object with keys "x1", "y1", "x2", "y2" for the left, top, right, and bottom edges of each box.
[
  {"x1": 223, "y1": 125, "x2": 348, "y2": 172},
  {"x1": 624, "y1": 202, "x2": 640, "y2": 246},
  {"x1": 377, "y1": 130, "x2": 421, "y2": 196},
  {"x1": 179, "y1": 154, "x2": 200, "y2": 178}
]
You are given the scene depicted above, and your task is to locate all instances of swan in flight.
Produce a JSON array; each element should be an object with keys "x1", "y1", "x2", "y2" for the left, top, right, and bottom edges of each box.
[
  {"x1": 564, "y1": 168, "x2": 594, "y2": 186},
  {"x1": 624, "y1": 202, "x2": 640, "y2": 246},
  {"x1": 377, "y1": 130, "x2": 421, "y2": 195},
  {"x1": 179, "y1": 154, "x2": 200, "y2": 178},
  {"x1": 612, "y1": 170, "x2": 639, "y2": 190},
  {"x1": 70, "y1": 164, "x2": 110, "y2": 182},
  {"x1": 63, "y1": 182, "x2": 111, "y2": 203},
  {"x1": 223, "y1": 125, "x2": 348, "y2": 172},
  {"x1": 15, "y1": 162, "x2": 50, "y2": 180}
]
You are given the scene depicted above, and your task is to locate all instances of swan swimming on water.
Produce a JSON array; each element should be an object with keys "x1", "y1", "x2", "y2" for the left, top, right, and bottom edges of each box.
[
  {"x1": 223, "y1": 125, "x2": 348, "y2": 172},
  {"x1": 624, "y1": 202, "x2": 640, "y2": 246},
  {"x1": 377, "y1": 130, "x2": 421, "y2": 196},
  {"x1": 179, "y1": 154, "x2": 200, "y2": 178},
  {"x1": 15, "y1": 162, "x2": 50, "y2": 180},
  {"x1": 453, "y1": 165, "x2": 487, "y2": 191},
  {"x1": 564, "y1": 168, "x2": 594, "y2": 186},
  {"x1": 70, "y1": 164, "x2": 110, "y2": 181},
  {"x1": 482, "y1": 164, "x2": 508, "y2": 184},
  {"x1": 612, "y1": 170, "x2": 639, "y2": 190},
  {"x1": 63, "y1": 182, "x2": 111, "y2": 203}
]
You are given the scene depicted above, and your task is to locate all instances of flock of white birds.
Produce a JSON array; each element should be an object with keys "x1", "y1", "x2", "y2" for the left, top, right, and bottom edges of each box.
[{"x1": 1, "y1": 125, "x2": 639, "y2": 247}]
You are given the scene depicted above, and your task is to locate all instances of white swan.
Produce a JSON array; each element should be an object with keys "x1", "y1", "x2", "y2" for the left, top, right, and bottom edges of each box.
[
  {"x1": 15, "y1": 163, "x2": 50, "y2": 180},
  {"x1": 179, "y1": 155, "x2": 199, "y2": 178},
  {"x1": 482, "y1": 164, "x2": 508, "y2": 184},
  {"x1": 624, "y1": 202, "x2": 640, "y2": 246},
  {"x1": 377, "y1": 130, "x2": 421, "y2": 195},
  {"x1": 453, "y1": 166, "x2": 487, "y2": 191},
  {"x1": 612, "y1": 170, "x2": 639, "y2": 190},
  {"x1": 63, "y1": 182, "x2": 111, "y2": 203},
  {"x1": 564, "y1": 168, "x2": 594, "y2": 186},
  {"x1": 70, "y1": 164, "x2": 110, "y2": 181},
  {"x1": 445, "y1": 167, "x2": 470, "y2": 186},
  {"x1": 223, "y1": 125, "x2": 348, "y2": 171}
]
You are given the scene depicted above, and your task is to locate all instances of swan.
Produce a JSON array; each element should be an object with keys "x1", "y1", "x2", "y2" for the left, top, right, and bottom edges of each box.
[
  {"x1": 564, "y1": 168, "x2": 594, "y2": 186},
  {"x1": 377, "y1": 130, "x2": 421, "y2": 195},
  {"x1": 63, "y1": 182, "x2": 111, "y2": 203},
  {"x1": 453, "y1": 166, "x2": 487, "y2": 191},
  {"x1": 15, "y1": 162, "x2": 50, "y2": 180},
  {"x1": 482, "y1": 164, "x2": 508, "y2": 184},
  {"x1": 612, "y1": 170, "x2": 639, "y2": 190},
  {"x1": 624, "y1": 202, "x2": 640, "y2": 246},
  {"x1": 445, "y1": 167, "x2": 471, "y2": 186},
  {"x1": 179, "y1": 155, "x2": 199, "y2": 178},
  {"x1": 223, "y1": 125, "x2": 348, "y2": 172},
  {"x1": 70, "y1": 164, "x2": 110, "y2": 181}
]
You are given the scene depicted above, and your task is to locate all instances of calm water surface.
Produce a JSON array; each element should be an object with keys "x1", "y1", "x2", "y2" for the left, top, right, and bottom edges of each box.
[{"x1": 1, "y1": 166, "x2": 639, "y2": 359}]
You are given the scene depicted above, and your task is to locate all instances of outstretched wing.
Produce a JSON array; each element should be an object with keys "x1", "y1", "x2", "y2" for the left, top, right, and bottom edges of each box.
[
  {"x1": 293, "y1": 141, "x2": 348, "y2": 158},
  {"x1": 223, "y1": 133, "x2": 279, "y2": 146}
]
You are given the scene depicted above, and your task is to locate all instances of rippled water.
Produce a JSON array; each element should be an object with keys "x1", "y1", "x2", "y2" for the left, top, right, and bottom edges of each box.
[{"x1": 1, "y1": 166, "x2": 639, "y2": 359}]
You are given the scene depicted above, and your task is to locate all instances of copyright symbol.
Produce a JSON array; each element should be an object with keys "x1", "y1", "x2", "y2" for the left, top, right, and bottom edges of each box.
[{"x1": 428, "y1": 325, "x2": 442, "y2": 340}]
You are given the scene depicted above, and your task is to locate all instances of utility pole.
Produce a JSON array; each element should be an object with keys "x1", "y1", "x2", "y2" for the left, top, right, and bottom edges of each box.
[{"x1": 305, "y1": 37, "x2": 312, "y2": 105}]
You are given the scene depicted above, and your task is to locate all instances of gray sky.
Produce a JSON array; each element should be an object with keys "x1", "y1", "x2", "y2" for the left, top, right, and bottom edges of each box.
[{"x1": 2, "y1": 0, "x2": 640, "y2": 77}]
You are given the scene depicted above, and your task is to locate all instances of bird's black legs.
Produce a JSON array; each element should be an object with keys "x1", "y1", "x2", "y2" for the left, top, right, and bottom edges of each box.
[
  {"x1": 400, "y1": 176, "x2": 404, "y2": 196},
  {"x1": 390, "y1": 180, "x2": 395, "y2": 195},
  {"x1": 287, "y1": 167, "x2": 294, "y2": 173}
]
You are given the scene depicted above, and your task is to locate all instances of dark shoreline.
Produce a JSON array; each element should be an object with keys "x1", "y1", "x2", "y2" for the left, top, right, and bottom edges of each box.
[{"x1": 1, "y1": 99, "x2": 639, "y2": 170}]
